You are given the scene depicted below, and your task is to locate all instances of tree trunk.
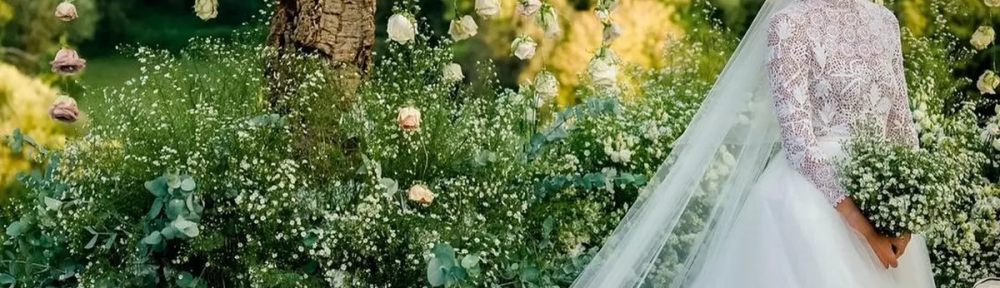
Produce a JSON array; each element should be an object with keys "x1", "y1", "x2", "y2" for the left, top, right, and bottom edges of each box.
[
  {"x1": 268, "y1": 0, "x2": 376, "y2": 74},
  {"x1": 266, "y1": 0, "x2": 376, "y2": 171}
]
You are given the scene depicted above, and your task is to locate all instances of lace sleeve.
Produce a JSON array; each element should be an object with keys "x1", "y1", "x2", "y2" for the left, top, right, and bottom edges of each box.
[
  {"x1": 885, "y1": 22, "x2": 919, "y2": 148},
  {"x1": 766, "y1": 14, "x2": 847, "y2": 206}
]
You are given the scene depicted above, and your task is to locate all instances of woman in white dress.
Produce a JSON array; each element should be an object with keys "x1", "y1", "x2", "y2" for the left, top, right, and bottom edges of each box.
[{"x1": 571, "y1": 0, "x2": 937, "y2": 287}]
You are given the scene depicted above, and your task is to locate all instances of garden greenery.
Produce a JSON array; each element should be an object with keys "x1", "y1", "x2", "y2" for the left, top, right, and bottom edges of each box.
[{"x1": 0, "y1": 0, "x2": 998, "y2": 287}]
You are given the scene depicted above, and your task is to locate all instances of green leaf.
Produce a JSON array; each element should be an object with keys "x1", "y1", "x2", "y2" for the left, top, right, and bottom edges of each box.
[
  {"x1": 5, "y1": 221, "x2": 20, "y2": 238},
  {"x1": 85, "y1": 234, "x2": 99, "y2": 249},
  {"x1": 161, "y1": 226, "x2": 179, "y2": 240},
  {"x1": 9, "y1": 129, "x2": 23, "y2": 154},
  {"x1": 104, "y1": 233, "x2": 117, "y2": 249},
  {"x1": 180, "y1": 177, "x2": 196, "y2": 192},
  {"x1": 303, "y1": 232, "x2": 319, "y2": 247},
  {"x1": 0, "y1": 273, "x2": 14, "y2": 285},
  {"x1": 542, "y1": 217, "x2": 555, "y2": 236},
  {"x1": 432, "y1": 243, "x2": 456, "y2": 266},
  {"x1": 141, "y1": 231, "x2": 163, "y2": 245},
  {"x1": 144, "y1": 178, "x2": 168, "y2": 197},
  {"x1": 460, "y1": 253, "x2": 480, "y2": 269},
  {"x1": 166, "y1": 199, "x2": 187, "y2": 220},
  {"x1": 448, "y1": 265, "x2": 468, "y2": 283},
  {"x1": 44, "y1": 197, "x2": 62, "y2": 211},
  {"x1": 166, "y1": 174, "x2": 182, "y2": 190},
  {"x1": 148, "y1": 198, "x2": 164, "y2": 219},
  {"x1": 176, "y1": 271, "x2": 196, "y2": 288},
  {"x1": 172, "y1": 217, "x2": 200, "y2": 238},
  {"x1": 426, "y1": 258, "x2": 446, "y2": 287},
  {"x1": 379, "y1": 178, "x2": 398, "y2": 195},
  {"x1": 520, "y1": 266, "x2": 540, "y2": 282}
]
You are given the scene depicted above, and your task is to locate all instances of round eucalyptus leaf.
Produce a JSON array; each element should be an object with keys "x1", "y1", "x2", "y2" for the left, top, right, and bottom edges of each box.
[
  {"x1": 461, "y1": 253, "x2": 480, "y2": 269},
  {"x1": 166, "y1": 199, "x2": 187, "y2": 220},
  {"x1": 176, "y1": 271, "x2": 196, "y2": 288},
  {"x1": 426, "y1": 258, "x2": 446, "y2": 287},
  {"x1": 180, "y1": 177, "x2": 196, "y2": 191},
  {"x1": 141, "y1": 231, "x2": 163, "y2": 245}
]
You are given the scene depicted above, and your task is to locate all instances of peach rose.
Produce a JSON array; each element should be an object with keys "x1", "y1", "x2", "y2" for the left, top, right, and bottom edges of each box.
[
  {"x1": 407, "y1": 184, "x2": 434, "y2": 205},
  {"x1": 397, "y1": 106, "x2": 421, "y2": 132}
]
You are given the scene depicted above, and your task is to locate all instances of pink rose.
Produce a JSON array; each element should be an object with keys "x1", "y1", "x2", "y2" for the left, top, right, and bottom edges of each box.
[
  {"x1": 54, "y1": 2, "x2": 78, "y2": 22},
  {"x1": 50, "y1": 48, "x2": 87, "y2": 75},
  {"x1": 407, "y1": 184, "x2": 434, "y2": 205},
  {"x1": 49, "y1": 96, "x2": 80, "y2": 123}
]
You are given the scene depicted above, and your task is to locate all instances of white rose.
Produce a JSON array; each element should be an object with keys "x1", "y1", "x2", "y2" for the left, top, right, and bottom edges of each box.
[
  {"x1": 397, "y1": 106, "x2": 422, "y2": 132},
  {"x1": 407, "y1": 184, "x2": 435, "y2": 205},
  {"x1": 517, "y1": 0, "x2": 542, "y2": 16},
  {"x1": 476, "y1": 0, "x2": 501, "y2": 18},
  {"x1": 589, "y1": 57, "x2": 617, "y2": 88},
  {"x1": 387, "y1": 14, "x2": 417, "y2": 44},
  {"x1": 511, "y1": 36, "x2": 537, "y2": 60},
  {"x1": 194, "y1": 0, "x2": 218, "y2": 21},
  {"x1": 448, "y1": 15, "x2": 479, "y2": 41},
  {"x1": 992, "y1": 138, "x2": 1000, "y2": 151},
  {"x1": 534, "y1": 71, "x2": 559, "y2": 102},
  {"x1": 603, "y1": 23, "x2": 622, "y2": 43},
  {"x1": 595, "y1": 10, "x2": 611, "y2": 25},
  {"x1": 987, "y1": 0, "x2": 1000, "y2": 7},
  {"x1": 54, "y1": 2, "x2": 78, "y2": 22},
  {"x1": 537, "y1": 5, "x2": 561, "y2": 38},
  {"x1": 971, "y1": 25, "x2": 995, "y2": 50},
  {"x1": 442, "y1": 63, "x2": 464, "y2": 83},
  {"x1": 978, "y1": 70, "x2": 1000, "y2": 95}
]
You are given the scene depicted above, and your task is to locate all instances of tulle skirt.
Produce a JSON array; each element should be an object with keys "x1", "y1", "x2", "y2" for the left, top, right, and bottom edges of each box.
[{"x1": 687, "y1": 138, "x2": 936, "y2": 288}]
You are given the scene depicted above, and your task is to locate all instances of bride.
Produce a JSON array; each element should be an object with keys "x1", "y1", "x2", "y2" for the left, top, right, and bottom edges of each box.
[{"x1": 571, "y1": 0, "x2": 937, "y2": 287}]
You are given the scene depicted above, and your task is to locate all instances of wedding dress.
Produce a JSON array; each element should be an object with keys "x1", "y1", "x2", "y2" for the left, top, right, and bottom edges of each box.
[{"x1": 571, "y1": 0, "x2": 936, "y2": 287}]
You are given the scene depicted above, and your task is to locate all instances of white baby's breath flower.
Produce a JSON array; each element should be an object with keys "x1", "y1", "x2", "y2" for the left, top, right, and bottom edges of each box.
[
  {"x1": 476, "y1": 0, "x2": 501, "y2": 18},
  {"x1": 510, "y1": 36, "x2": 537, "y2": 60},
  {"x1": 449, "y1": 15, "x2": 479, "y2": 41},
  {"x1": 387, "y1": 14, "x2": 417, "y2": 44}
]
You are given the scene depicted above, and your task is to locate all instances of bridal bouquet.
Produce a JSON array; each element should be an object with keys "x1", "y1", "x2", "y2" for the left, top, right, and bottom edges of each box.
[{"x1": 839, "y1": 135, "x2": 968, "y2": 238}]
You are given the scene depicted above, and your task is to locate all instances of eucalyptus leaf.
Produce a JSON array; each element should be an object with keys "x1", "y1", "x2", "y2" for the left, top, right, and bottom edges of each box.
[
  {"x1": 161, "y1": 226, "x2": 180, "y2": 240},
  {"x1": 172, "y1": 217, "x2": 200, "y2": 238},
  {"x1": 176, "y1": 271, "x2": 196, "y2": 288},
  {"x1": 379, "y1": 178, "x2": 398, "y2": 195},
  {"x1": 166, "y1": 174, "x2": 182, "y2": 190},
  {"x1": 144, "y1": 178, "x2": 168, "y2": 197},
  {"x1": 5, "y1": 221, "x2": 20, "y2": 237},
  {"x1": 180, "y1": 177, "x2": 196, "y2": 192},
  {"x1": 461, "y1": 253, "x2": 480, "y2": 269},
  {"x1": 43, "y1": 197, "x2": 63, "y2": 211},
  {"x1": 426, "y1": 258, "x2": 446, "y2": 287},
  {"x1": 85, "y1": 234, "x2": 99, "y2": 249},
  {"x1": 148, "y1": 198, "x2": 164, "y2": 219},
  {"x1": 166, "y1": 199, "x2": 187, "y2": 220},
  {"x1": 141, "y1": 231, "x2": 163, "y2": 245},
  {"x1": 104, "y1": 233, "x2": 117, "y2": 249},
  {"x1": 432, "y1": 243, "x2": 456, "y2": 266},
  {"x1": 0, "y1": 273, "x2": 13, "y2": 285}
]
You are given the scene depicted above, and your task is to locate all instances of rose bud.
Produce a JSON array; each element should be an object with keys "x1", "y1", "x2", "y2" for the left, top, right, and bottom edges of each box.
[{"x1": 50, "y1": 48, "x2": 86, "y2": 75}]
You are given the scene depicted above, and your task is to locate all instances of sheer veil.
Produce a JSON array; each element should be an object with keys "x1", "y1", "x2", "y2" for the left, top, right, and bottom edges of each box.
[{"x1": 571, "y1": 0, "x2": 796, "y2": 287}]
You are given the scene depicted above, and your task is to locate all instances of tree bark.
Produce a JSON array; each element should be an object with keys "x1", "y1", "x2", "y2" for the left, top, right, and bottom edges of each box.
[{"x1": 268, "y1": 0, "x2": 376, "y2": 74}]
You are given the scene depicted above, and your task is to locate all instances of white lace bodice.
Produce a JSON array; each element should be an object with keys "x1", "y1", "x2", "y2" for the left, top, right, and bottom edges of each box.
[{"x1": 765, "y1": 0, "x2": 919, "y2": 206}]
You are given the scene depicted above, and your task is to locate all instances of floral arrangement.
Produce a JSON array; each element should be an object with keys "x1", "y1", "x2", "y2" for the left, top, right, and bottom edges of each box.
[{"x1": 0, "y1": 0, "x2": 998, "y2": 288}]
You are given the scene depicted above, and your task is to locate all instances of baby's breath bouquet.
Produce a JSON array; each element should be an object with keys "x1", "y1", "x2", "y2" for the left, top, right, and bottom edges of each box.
[{"x1": 840, "y1": 134, "x2": 965, "y2": 238}]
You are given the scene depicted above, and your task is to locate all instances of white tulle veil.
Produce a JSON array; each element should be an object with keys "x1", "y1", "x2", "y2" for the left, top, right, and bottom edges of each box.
[{"x1": 571, "y1": 0, "x2": 796, "y2": 287}]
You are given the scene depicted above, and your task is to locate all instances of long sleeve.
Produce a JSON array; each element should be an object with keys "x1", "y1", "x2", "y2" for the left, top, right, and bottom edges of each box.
[
  {"x1": 765, "y1": 14, "x2": 847, "y2": 206},
  {"x1": 885, "y1": 24, "x2": 920, "y2": 148}
]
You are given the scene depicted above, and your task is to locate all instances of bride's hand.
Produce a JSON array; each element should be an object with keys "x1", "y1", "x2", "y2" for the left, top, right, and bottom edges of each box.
[{"x1": 835, "y1": 198, "x2": 899, "y2": 268}]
